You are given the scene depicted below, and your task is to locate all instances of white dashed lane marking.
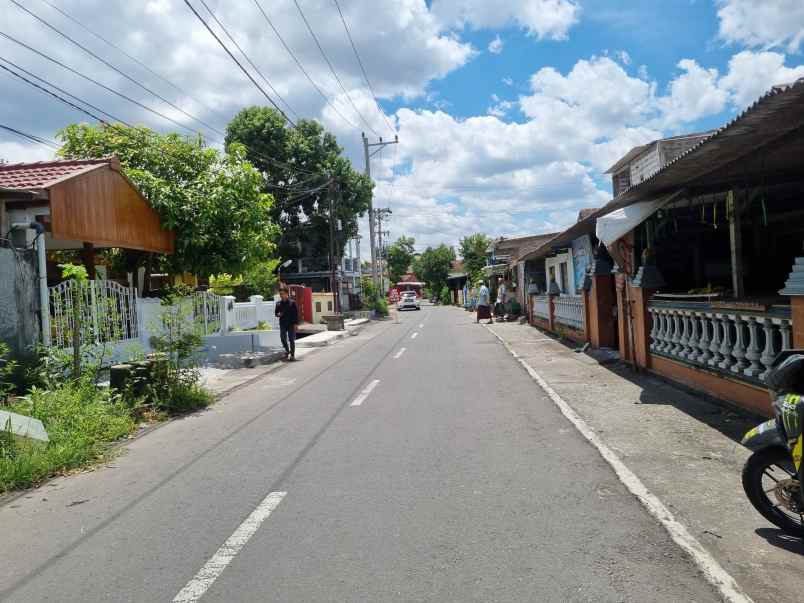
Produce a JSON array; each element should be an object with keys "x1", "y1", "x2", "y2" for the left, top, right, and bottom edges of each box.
[
  {"x1": 173, "y1": 491, "x2": 286, "y2": 603},
  {"x1": 350, "y1": 379, "x2": 381, "y2": 407},
  {"x1": 394, "y1": 347, "x2": 407, "y2": 359}
]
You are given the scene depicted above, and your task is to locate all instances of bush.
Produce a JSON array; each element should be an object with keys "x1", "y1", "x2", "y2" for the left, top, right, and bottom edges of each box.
[
  {"x1": 374, "y1": 297, "x2": 389, "y2": 317},
  {"x1": 439, "y1": 286, "x2": 452, "y2": 306},
  {"x1": 0, "y1": 380, "x2": 135, "y2": 492}
]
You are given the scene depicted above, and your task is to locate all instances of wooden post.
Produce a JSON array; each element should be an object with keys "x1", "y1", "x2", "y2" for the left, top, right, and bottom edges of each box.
[
  {"x1": 729, "y1": 191, "x2": 744, "y2": 298},
  {"x1": 81, "y1": 242, "x2": 96, "y2": 280}
]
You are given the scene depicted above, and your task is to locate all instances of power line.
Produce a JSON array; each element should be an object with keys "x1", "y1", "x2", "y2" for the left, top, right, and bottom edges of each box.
[
  {"x1": 36, "y1": 0, "x2": 229, "y2": 123},
  {"x1": 251, "y1": 0, "x2": 359, "y2": 131},
  {"x1": 183, "y1": 0, "x2": 295, "y2": 128},
  {"x1": 291, "y1": 0, "x2": 379, "y2": 137},
  {"x1": 0, "y1": 31, "x2": 203, "y2": 135},
  {"x1": 195, "y1": 0, "x2": 299, "y2": 122},
  {"x1": 0, "y1": 62, "x2": 106, "y2": 123},
  {"x1": 332, "y1": 0, "x2": 396, "y2": 135},
  {"x1": 0, "y1": 123, "x2": 60, "y2": 150},
  {"x1": 0, "y1": 55, "x2": 131, "y2": 126},
  {"x1": 9, "y1": 0, "x2": 219, "y2": 139}
]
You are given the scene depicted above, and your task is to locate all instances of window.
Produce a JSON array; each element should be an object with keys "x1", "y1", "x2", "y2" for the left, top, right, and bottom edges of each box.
[
  {"x1": 315, "y1": 302, "x2": 321, "y2": 313},
  {"x1": 327, "y1": 301, "x2": 333, "y2": 311},
  {"x1": 549, "y1": 266, "x2": 556, "y2": 286},
  {"x1": 559, "y1": 262, "x2": 568, "y2": 294}
]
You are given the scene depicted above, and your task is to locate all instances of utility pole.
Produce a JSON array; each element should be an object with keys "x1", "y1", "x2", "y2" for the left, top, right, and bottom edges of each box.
[
  {"x1": 327, "y1": 177, "x2": 340, "y2": 314},
  {"x1": 375, "y1": 208, "x2": 392, "y2": 293},
  {"x1": 362, "y1": 133, "x2": 398, "y2": 293}
]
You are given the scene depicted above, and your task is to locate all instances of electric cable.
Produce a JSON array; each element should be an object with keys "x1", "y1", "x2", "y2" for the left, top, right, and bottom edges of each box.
[
  {"x1": 0, "y1": 55, "x2": 131, "y2": 126},
  {"x1": 332, "y1": 0, "x2": 396, "y2": 135},
  {"x1": 0, "y1": 62, "x2": 107, "y2": 124},
  {"x1": 183, "y1": 0, "x2": 295, "y2": 127},
  {"x1": 251, "y1": 0, "x2": 358, "y2": 131},
  {"x1": 9, "y1": 0, "x2": 220, "y2": 139},
  {"x1": 37, "y1": 0, "x2": 229, "y2": 123},
  {"x1": 292, "y1": 0, "x2": 379, "y2": 136},
  {"x1": 0, "y1": 30, "x2": 204, "y2": 135},
  {"x1": 0, "y1": 123, "x2": 60, "y2": 150},
  {"x1": 196, "y1": 0, "x2": 300, "y2": 122}
]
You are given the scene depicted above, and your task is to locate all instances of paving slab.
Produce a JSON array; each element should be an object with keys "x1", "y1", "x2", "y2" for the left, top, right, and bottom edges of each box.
[{"x1": 488, "y1": 321, "x2": 804, "y2": 603}]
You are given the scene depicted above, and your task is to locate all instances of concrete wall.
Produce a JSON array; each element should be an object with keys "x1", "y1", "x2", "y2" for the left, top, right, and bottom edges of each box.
[{"x1": 0, "y1": 246, "x2": 40, "y2": 355}]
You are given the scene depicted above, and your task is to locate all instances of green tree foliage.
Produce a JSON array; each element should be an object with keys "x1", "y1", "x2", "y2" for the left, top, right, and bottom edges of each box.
[
  {"x1": 413, "y1": 244, "x2": 455, "y2": 294},
  {"x1": 386, "y1": 236, "x2": 415, "y2": 285},
  {"x1": 57, "y1": 124, "x2": 278, "y2": 279},
  {"x1": 225, "y1": 107, "x2": 372, "y2": 261},
  {"x1": 459, "y1": 233, "x2": 491, "y2": 282}
]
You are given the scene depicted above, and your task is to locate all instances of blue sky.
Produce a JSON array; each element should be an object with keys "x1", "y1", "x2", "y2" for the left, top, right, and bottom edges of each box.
[{"x1": 2, "y1": 0, "x2": 803, "y2": 252}]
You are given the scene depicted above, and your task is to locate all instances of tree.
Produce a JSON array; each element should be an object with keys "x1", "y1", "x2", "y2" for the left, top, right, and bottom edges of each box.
[
  {"x1": 57, "y1": 124, "x2": 278, "y2": 281},
  {"x1": 386, "y1": 236, "x2": 415, "y2": 285},
  {"x1": 225, "y1": 107, "x2": 373, "y2": 262},
  {"x1": 459, "y1": 233, "x2": 491, "y2": 282},
  {"x1": 413, "y1": 244, "x2": 455, "y2": 293}
]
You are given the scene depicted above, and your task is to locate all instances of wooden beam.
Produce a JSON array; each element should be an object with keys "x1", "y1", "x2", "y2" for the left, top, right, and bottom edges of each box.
[
  {"x1": 729, "y1": 192, "x2": 744, "y2": 298},
  {"x1": 82, "y1": 242, "x2": 96, "y2": 280}
]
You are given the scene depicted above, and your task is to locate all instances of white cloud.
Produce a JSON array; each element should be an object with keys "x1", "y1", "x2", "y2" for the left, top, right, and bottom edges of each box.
[
  {"x1": 657, "y1": 59, "x2": 728, "y2": 127},
  {"x1": 718, "y1": 50, "x2": 804, "y2": 107},
  {"x1": 431, "y1": 0, "x2": 580, "y2": 40},
  {"x1": 616, "y1": 50, "x2": 631, "y2": 65},
  {"x1": 502, "y1": 76, "x2": 514, "y2": 86},
  {"x1": 717, "y1": 0, "x2": 804, "y2": 53},
  {"x1": 488, "y1": 35, "x2": 504, "y2": 54}
]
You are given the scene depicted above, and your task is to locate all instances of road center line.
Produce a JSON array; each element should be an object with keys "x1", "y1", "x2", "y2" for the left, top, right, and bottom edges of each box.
[
  {"x1": 419, "y1": 323, "x2": 424, "y2": 328},
  {"x1": 394, "y1": 347, "x2": 407, "y2": 359},
  {"x1": 172, "y1": 491, "x2": 287, "y2": 603},
  {"x1": 350, "y1": 379, "x2": 380, "y2": 407},
  {"x1": 411, "y1": 332, "x2": 418, "y2": 339}
]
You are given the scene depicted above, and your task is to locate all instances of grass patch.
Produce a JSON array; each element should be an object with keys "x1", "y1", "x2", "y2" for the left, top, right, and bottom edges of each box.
[{"x1": 0, "y1": 381, "x2": 135, "y2": 493}]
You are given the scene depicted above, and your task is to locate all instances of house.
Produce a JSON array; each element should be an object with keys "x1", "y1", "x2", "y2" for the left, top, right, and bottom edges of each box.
[
  {"x1": 484, "y1": 233, "x2": 558, "y2": 310},
  {"x1": 0, "y1": 158, "x2": 174, "y2": 353},
  {"x1": 446, "y1": 260, "x2": 468, "y2": 305},
  {"x1": 516, "y1": 79, "x2": 804, "y2": 418},
  {"x1": 279, "y1": 236, "x2": 362, "y2": 311}
]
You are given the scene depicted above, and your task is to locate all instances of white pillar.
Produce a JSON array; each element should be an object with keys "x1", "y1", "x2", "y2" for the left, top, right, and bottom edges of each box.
[{"x1": 219, "y1": 295, "x2": 236, "y2": 334}]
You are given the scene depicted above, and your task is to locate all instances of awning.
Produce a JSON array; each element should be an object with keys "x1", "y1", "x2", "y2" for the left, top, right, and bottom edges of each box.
[
  {"x1": 596, "y1": 198, "x2": 667, "y2": 248},
  {"x1": 396, "y1": 281, "x2": 424, "y2": 286}
]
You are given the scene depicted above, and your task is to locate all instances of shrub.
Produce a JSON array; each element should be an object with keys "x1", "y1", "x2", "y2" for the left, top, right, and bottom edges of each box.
[
  {"x1": 0, "y1": 380, "x2": 135, "y2": 492},
  {"x1": 374, "y1": 297, "x2": 389, "y2": 317},
  {"x1": 0, "y1": 341, "x2": 17, "y2": 403},
  {"x1": 439, "y1": 286, "x2": 452, "y2": 305}
]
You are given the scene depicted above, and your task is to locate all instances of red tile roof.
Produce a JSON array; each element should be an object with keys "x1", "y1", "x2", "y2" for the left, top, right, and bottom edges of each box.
[{"x1": 0, "y1": 158, "x2": 111, "y2": 190}]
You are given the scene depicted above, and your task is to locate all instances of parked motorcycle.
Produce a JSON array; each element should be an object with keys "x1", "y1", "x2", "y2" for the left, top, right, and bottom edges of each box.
[{"x1": 742, "y1": 350, "x2": 804, "y2": 536}]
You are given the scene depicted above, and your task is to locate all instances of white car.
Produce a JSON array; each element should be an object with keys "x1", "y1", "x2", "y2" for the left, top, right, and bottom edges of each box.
[{"x1": 397, "y1": 292, "x2": 421, "y2": 311}]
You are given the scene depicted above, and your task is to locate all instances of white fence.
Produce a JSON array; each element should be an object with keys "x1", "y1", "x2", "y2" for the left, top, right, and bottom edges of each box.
[
  {"x1": 48, "y1": 284, "x2": 281, "y2": 364},
  {"x1": 49, "y1": 280, "x2": 138, "y2": 349},
  {"x1": 648, "y1": 303, "x2": 792, "y2": 382},
  {"x1": 531, "y1": 295, "x2": 550, "y2": 321},
  {"x1": 554, "y1": 295, "x2": 584, "y2": 331}
]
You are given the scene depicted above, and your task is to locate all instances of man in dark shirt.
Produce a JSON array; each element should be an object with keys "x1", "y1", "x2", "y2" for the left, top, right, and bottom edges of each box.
[{"x1": 275, "y1": 287, "x2": 299, "y2": 361}]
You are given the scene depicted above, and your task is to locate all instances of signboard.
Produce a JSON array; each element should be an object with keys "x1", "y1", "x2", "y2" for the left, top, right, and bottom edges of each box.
[{"x1": 571, "y1": 234, "x2": 593, "y2": 293}]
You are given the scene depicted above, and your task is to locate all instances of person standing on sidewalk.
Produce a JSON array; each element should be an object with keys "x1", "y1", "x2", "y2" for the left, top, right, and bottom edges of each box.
[
  {"x1": 476, "y1": 280, "x2": 493, "y2": 324},
  {"x1": 275, "y1": 287, "x2": 299, "y2": 361}
]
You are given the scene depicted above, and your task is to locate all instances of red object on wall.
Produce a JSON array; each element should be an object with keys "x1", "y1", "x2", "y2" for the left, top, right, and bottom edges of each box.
[{"x1": 288, "y1": 285, "x2": 313, "y2": 323}]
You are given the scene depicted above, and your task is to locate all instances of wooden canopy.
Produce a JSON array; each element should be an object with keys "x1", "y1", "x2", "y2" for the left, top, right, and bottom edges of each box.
[{"x1": 0, "y1": 157, "x2": 174, "y2": 254}]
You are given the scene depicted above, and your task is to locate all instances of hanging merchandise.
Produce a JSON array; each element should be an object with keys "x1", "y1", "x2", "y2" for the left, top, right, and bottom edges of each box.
[
  {"x1": 761, "y1": 198, "x2": 768, "y2": 227},
  {"x1": 713, "y1": 196, "x2": 718, "y2": 229}
]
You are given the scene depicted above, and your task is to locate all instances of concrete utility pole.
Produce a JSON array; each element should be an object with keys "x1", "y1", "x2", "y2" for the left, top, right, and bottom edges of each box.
[
  {"x1": 375, "y1": 208, "x2": 392, "y2": 293},
  {"x1": 362, "y1": 133, "x2": 398, "y2": 292}
]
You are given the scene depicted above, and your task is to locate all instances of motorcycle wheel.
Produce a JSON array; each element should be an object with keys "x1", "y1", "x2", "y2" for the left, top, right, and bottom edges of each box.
[{"x1": 742, "y1": 447, "x2": 804, "y2": 537}]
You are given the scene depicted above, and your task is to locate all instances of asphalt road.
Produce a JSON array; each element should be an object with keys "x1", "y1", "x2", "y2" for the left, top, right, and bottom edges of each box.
[{"x1": 0, "y1": 306, "x2": 719, "y2": 602}]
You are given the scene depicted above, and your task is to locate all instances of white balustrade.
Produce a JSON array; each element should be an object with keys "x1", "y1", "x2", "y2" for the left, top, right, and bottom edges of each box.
[
  {"x1": 532, "y1": 295, "x2": 550, "y2": 321},
  {"x1": 648, "y1": 304, "x2": 792, "y2": 383},
  {"x1": 553, "y1": 295, "x2": 585, "y2": 332}
]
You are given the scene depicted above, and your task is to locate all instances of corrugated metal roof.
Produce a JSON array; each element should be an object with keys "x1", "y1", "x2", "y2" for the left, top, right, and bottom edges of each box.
[
  {"x1": 0, "y1": 158, "x2": 111, "y2": 190},
  {"x1": 516, "y1": 207, "x2": 608, "y2": 263},
  {"x1": 602, "y1": 78, "x2": 804, "y2": 213}
]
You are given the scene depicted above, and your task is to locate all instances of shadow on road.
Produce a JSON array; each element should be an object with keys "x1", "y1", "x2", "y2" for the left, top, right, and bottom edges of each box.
[{"x1": 755, "y1": 528, "x2": 804, "y2": 556}]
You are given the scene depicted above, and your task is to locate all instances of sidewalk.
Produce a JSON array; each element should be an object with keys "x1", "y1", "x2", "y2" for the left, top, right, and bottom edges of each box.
[{"x1": 487, "y1": 321, "x2": 804, "y2": 603}]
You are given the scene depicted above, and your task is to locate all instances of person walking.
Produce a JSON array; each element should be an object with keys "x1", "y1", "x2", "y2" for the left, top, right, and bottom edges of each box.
[
  {"x1": 476, "y1": 280, "x2": 493, "y2": 324},
  {"x1": 275, "y1": 286, "x2": 299, "y2": 361}
]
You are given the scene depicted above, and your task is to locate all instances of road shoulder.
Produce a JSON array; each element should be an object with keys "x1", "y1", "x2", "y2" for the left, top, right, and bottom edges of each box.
[{"x1": 487, "y1": 321, "x2": 804, "y2": 603}]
